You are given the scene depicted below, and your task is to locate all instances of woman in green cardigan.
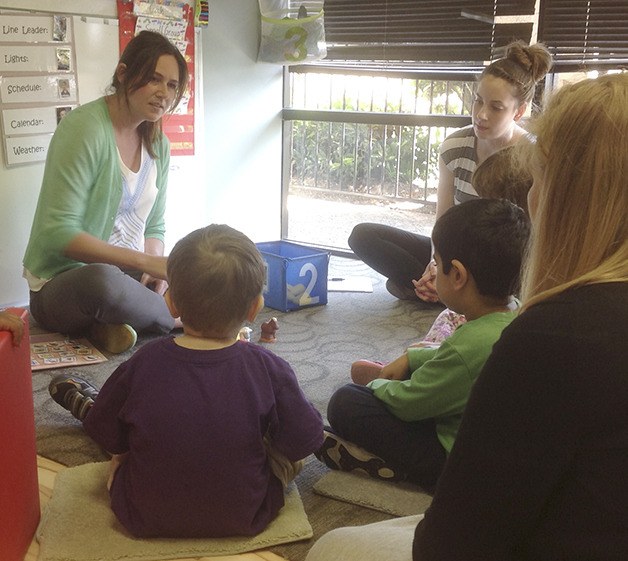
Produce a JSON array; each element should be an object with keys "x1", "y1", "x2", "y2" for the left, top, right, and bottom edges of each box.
[{"x1": 23, "y1": 31, "x2": 188, "y2": 354}]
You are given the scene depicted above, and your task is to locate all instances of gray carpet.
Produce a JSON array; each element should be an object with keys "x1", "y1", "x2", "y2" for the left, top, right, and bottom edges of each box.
[{"x1": 32, "y1": 256, "x2": 442, "y2": 561}]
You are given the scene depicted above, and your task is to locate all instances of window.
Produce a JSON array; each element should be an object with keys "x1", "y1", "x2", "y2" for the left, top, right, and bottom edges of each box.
[
  {"x1": 283, "y1": 69, "x2": 476, "y2": 251},
  {"x1": 538, "y1": 0, "x2": 628, "y2": 72},
  {"x1": 281, "y1": 1, "x2": 627, "y2": 251}
]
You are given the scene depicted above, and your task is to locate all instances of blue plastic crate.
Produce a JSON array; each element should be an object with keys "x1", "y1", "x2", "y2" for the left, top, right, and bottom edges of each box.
[{"x1": 256, "y1": 241, "x2": 330, "y2": 312}]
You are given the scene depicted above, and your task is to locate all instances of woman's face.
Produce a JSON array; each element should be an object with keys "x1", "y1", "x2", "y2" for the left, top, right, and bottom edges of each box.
[
  {"x1": 473, "y1": 74, "x2": 525, "y2": 141},
  {"x1": 126, "y1": 54, "x2": 181, "y2": 123}
]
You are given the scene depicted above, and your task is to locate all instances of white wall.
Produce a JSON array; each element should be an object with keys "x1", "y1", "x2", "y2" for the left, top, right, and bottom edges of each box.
[
  {"x1": 0, "y1": 0, "x2": 284, "y2": 307},
  {"x1": 0, "y1": 0, "x2": 115, "y2": 17},
  {"x1": 195, "y1": 0, "x2": 284, "y2": 243}
]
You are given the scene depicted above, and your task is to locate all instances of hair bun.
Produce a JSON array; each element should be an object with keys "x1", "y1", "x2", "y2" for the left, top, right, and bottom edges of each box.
[{"x1": 506, "y1": 41, "x2": 553, "y2": 83}]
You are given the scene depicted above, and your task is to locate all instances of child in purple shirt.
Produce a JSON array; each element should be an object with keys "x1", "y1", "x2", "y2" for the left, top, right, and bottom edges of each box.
[{"x1": 49, "y1": 224, "x2": 324, "y2": 538}]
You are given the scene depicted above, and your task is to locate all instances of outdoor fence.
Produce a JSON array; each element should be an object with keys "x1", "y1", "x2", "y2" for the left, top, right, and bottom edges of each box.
[{"x1": 284, "y1": 68, "x2": 477, "y2": 206}]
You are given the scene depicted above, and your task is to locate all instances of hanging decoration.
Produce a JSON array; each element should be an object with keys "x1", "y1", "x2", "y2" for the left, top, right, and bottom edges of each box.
[{"x1": 258, "y1": 0, "x2": 326, "y2": 65}]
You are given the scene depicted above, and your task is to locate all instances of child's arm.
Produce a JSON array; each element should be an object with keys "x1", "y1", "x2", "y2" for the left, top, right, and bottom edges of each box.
[
  {"x1": 369, "y1": 345, "x2": 441, "y2": 383},
  {"x1": 263, "y1": 434, "x2": 303, "y2": 487},
  {"x1": 267, "y1": 360, "x2": 324, "y2": 463},
  {"x1": 378, "y1": 353, "x2": 411, "y2": 380},
  {"x1": 82, "y1": 362, "x2": 133, "y2": 455},
  {"x1": 0, "y1": 310, "x2": 25, "y2": 346},
  {"x1": 368, "y1": 341, "x2": 472, "y2": 422}
]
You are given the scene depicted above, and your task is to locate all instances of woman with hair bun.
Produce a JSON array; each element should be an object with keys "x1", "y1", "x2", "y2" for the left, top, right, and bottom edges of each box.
[{"x1": 349, "y1": 42, "x2": 552, "y2": 303}]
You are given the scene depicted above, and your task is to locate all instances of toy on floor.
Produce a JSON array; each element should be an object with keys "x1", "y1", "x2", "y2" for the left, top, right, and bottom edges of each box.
[
  {"x1": 259, "y1": 317, "x2": 279, "y2": 343},
  {"x1": 238, "y1": 327, "x2": 252, "y2": 342}
]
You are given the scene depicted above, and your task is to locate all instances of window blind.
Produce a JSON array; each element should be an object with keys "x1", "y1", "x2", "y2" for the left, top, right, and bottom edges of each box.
[
  {"x1": 322, "y1": 0, "x2": 535, "y2": 65},
  {"x1": 538, "y1": 0, "x2": 628, "y2": 71}
]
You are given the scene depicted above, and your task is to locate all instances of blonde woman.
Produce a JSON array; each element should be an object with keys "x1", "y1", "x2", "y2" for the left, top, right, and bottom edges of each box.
[{"x1": 307, "y1": 72, "x2": 628, "y2": 561}]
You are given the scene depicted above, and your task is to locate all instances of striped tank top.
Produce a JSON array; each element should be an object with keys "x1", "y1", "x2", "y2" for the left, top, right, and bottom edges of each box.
[{"x1": 439, "y1": 125, "x2": 479, "y2": 204}]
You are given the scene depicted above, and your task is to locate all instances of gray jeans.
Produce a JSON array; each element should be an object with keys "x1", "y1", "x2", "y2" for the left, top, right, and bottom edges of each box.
[{"x1": 29, "y1": 263, "x2": 174, "y2": 335}]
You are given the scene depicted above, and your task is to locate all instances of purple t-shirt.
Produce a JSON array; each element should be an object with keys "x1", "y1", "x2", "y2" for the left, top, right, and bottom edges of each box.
[{"x1": 83, "y1": 337, "x2": 323, "y2": 538}]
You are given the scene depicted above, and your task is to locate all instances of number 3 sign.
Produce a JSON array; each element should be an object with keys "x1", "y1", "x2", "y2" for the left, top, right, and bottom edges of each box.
[{"x1": 258, "y1": 1, "x2": 326, "y2": 65}]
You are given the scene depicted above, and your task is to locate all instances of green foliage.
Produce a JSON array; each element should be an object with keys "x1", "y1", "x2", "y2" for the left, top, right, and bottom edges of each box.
[{"x1": 289, "y1": 75, "x2": 473, "y2": 200}]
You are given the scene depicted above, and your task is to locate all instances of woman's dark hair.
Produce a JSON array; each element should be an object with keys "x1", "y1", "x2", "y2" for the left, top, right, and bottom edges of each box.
[
  {"x1": 432, "y1": 198, "x2": 531, "y2": 299},
  {"x1": 482, "y1": 41, "x2": 553, "y2": 106},
  {"x1": 111, "y1": 30, "x2": 189, "y2": 157}
]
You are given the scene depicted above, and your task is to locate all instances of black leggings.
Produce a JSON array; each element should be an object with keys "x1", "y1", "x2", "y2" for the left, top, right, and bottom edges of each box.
[{"x1": 348, "y1": 223, "x2": 432, "y2": 289}]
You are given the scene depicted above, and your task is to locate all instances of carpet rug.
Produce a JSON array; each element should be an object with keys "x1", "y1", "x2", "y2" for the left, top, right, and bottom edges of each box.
[{"x1": 37, "y1": 462, "x2": 313, "y2": 561}]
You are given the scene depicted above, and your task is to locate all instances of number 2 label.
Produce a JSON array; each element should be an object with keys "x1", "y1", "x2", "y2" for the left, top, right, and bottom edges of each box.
[{"x1": 299, "y1": 262, "x2": 319, "y2": 305}]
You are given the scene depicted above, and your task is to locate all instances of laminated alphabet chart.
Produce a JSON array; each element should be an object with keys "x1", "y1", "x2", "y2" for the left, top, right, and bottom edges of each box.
[
  {"x1": 30, "y1": 332, "x2": 108, "y2": 371},
  {"x1": 0, "y1": 12, "x2": 77, "y2": 166}
]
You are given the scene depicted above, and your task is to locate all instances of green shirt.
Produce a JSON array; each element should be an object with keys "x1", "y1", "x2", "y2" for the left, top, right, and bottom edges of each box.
[
  {"x1": 23, "y1": 97, "x2": 170, "y2": 282},
  {"x1": 368, "y1": 311, "x2": 516, "y2": 453}
]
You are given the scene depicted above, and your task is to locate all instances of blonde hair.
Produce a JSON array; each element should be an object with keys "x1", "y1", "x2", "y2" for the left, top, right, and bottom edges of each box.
[
  {"x1": 482, "y1": 41, "x2": 553, "y2": 105},
  {"x1": 520, "y1": 73, "x2": 628, "y2": 311}
]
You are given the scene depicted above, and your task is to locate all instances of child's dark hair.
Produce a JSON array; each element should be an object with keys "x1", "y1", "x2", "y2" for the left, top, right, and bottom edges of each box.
[
  {"x1": 432, "y1": 199, "x2": 531, "y2": 299},
  {"x1": 167, "y1": 224, "x2": 266, "y2": 337}
]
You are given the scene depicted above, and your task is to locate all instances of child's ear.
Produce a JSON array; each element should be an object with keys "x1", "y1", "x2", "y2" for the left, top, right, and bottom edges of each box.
[
  {"x1": 164, "y1": 289, "x2": 179, "y2": 319},
  {"x1": 246, "y1": 294, "x2": 264, "y2": 323},
  {"x1": 449, "y1": 259, "x2": 469, "y2": 290}
]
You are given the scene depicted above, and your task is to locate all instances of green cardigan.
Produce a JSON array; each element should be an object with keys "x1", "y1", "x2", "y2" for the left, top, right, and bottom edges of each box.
[{"x1": 23, "y1": 97, "x2": 170, "y2": 282}]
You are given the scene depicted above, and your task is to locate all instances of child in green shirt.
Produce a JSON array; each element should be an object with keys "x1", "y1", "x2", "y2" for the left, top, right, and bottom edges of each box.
[{"x1": 317, "y1": 198, "x2": 530, "y2": 490}]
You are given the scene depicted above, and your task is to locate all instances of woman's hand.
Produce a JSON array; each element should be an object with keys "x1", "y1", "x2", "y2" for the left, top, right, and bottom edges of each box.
[
  {"x1": 413, "y1": 261, "x2": 439, "y2": 303},
  {"x1": 141, "y1": 273, "x2": 168, "y2": 295},
  {"x1": 142, "y1": 237, "x2": 168, "y2": 282}
]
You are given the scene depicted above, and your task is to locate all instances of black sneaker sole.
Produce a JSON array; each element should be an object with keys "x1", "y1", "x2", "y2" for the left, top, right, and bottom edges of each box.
[
  {"x1": 316, "y1": 431, "x2": 401, "y2": 481},
  {"x1": 49, "y1": 375, "x2": 99, "y2": 421}
]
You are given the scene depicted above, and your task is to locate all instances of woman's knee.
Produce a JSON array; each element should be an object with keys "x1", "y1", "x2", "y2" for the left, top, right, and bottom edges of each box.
[
  {"x1": 77, "y1": 263, "x2": 124, "y2": 287},
  {"x1": 65, "y1": 265, "x2": 127, "y2": 307},
  {"x1": 348, "y1": 223, "x2": 377, "y2": 254}
]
